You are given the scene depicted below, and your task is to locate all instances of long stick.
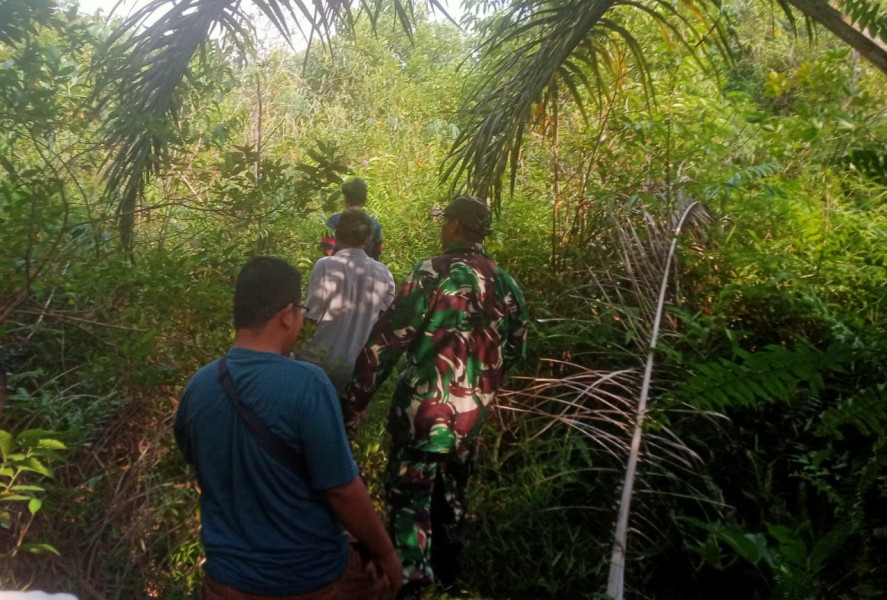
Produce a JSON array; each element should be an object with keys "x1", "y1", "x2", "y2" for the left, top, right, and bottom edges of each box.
[{"x1": 605, "y1": 201, "x2": 699, "y2": 599}]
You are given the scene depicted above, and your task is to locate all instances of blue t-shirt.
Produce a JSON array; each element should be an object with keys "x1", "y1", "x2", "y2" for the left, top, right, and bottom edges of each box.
[{"x1": 174, "y1": 347, "x2": 359, "y2": 595}]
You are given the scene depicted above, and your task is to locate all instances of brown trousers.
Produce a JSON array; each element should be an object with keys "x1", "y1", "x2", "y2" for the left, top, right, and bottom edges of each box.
[{"x1": 202, "y1": 544, "x2": 393, "y2": 600}]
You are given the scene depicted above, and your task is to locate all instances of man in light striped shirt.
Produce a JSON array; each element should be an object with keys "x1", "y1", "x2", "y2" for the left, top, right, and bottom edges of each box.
[{"x1": 300, "y1": 208, "x2": 396, "y2": 394}]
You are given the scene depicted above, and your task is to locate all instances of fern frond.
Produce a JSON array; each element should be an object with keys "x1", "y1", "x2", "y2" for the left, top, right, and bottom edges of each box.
[
  {"x1": 703, "y1": 161, "x2": 782, "y2": 199},
  {"x1": 724, "y1": 162, "x2": 782, "y2": 187},
  {"x1": 671, "y1": 344, "x2": 829, "y2": 412},
  {"x1": 816, "y1": 384, "x2": 887, "y2": 440}
]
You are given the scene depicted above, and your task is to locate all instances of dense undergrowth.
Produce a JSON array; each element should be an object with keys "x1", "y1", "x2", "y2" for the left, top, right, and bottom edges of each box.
[{"x1": 2, "y1": 1, "x2": 886, "y2": 599}]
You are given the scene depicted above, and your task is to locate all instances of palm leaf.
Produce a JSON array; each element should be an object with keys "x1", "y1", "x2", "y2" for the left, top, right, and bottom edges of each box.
[
  {"x1": 604, "y1": 198, "x2": 712, "y2": 600},
  {"x1": 835, "y1": 0, "x2": 887, "y2": 43},
  {"x1": 443, "y1": 0, "x2": 731, "y2": 209},
  {"x1": 102, "y1": 0, "x2": 248, "y2": 248},
  {"x1": 446, "y1": 0, "x2": 887, "y2": 211},
  {"x1": 102, "y1": 0, "x2": 451, "y2": 247},
  {"x1": 443, "y1": 0, "x2": 618, "y2": 205},
  {"x1": 783, "y1": 0, "x2": 887, "y2": 75}
]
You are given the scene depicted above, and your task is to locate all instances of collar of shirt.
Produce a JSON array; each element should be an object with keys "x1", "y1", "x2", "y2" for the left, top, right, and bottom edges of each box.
[
  {"x1": 443, "y1": 241, "x2": 488, "y2": 256},
  {"x1": 334, "y1": 247, "x2": 369, "y2": 258}
]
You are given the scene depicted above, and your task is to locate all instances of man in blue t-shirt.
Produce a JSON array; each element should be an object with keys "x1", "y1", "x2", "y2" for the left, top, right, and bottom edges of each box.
[
  {"x1": 321, "y1": 178, "x2": 384, "y2": 260},
  {"x1": 175, "y1": 256, "x2": 401, "y2": 599}
]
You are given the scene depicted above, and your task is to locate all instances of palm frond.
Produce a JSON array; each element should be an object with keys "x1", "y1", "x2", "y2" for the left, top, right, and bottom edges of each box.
[
  {"x1": 783, "y1": 0, "x2": 887, "y2": 76},
  {"x1": 443, "y1": 0, "x2": 732, "y2": 210},
  {"x1": 102, "y1": 0, "x2": 451, "y2": 247},
  {"x1": 444, "y1": 0, "x2": 617, "y2": 206},
  {"x1": 816, "y1": 383, "x2": 887, "y2": 440},
  {"x1": 605, "y1": 198, "x2": 712, "y2": 600},
  {"x1": 500, "y1": 365, "x2": 641, "y2": 460},
  {"x1": 835, "y1": 0, "x2": 887, "y2": 43},
  {"x1": 102, "y1": 0, "x2": 248, "y2": 249}
]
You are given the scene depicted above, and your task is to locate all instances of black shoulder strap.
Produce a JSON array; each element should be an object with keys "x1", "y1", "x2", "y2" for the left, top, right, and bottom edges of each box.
[{"x1": 218, "y1": 356, "x2": 310, "y2": 483}]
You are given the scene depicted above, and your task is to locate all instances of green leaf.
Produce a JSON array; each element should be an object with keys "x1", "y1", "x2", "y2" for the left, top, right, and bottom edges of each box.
[
  {"x1": 766, "y1": 523, "x2": 808, "y2": 567},
  {"x1": 808, "y1": 526, "x2": 849, "y2": 569},
  {"x1": 28, "y1": 498, "x2": 42, "y2": 515},
  {"x1": 17, "y1": 429, "x2": 56, "y2": 446},
  {"x1": 37, "y1": 438, "x2": 67, "y2": 451},
  {"x1": 17, "y1": 542, "x2": 60, "y2": 555},
  {"x1": 0, "y1": 430, "x2": 13, "y2": 459},
  {"x1": 746, "y1": 111, "x2": 769, "y2": 124},
  {"x1": 719, "y1": 530, "x2": 768, "y2": 565},
  {"x1": 12, "y1": 484, "x2": 45, "y2": 493},
  {"x1": 0, "y1": 493, "x2": 31, "y2": 501},
  {"x1": 20, "y1": 457, "x2": 52, "y2": 477}
]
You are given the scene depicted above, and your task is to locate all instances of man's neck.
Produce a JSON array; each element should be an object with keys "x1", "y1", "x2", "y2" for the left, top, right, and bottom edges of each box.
[
  {"x1": 444, "y1": 239, "x2": 483, "y2": 251},
  {"x1": 232, "y1": 330, "x2": 285, "y2": 355}
]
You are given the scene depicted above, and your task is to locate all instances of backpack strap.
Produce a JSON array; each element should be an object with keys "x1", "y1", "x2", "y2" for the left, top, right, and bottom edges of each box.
[{"x1": 217, "y1": 356, "x2": 310, "y2": 483}]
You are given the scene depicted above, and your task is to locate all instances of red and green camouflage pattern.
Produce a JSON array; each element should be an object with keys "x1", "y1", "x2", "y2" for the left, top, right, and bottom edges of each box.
[
  {"x1": 385, "y1": 446, "x2": 471, "y2": 588},
  {"x1": 347, "y1": 241, "x2": 528, "y2": 454}
]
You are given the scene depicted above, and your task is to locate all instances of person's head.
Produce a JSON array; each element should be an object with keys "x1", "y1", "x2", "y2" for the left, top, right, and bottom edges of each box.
[
  {"x1": 341, "y1": 178, "x2": 368, "y2": 208},
  {"x1": 439, "y1": 195, "x2": 492, "y2": 248},
  {"x1": 335, "y1": 207, "x2": 372, "y2": 249},
  {"x1": 233, "y1": 257, "x2": 303, "y2": 350}
]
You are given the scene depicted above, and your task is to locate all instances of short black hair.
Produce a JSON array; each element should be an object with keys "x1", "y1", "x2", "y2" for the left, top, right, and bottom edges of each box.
[
  {"x1": 336, "y1": 208, "x2": 372, "y2": 247},
  {"x1": 234, "y1": 257, "x2": 301, "y2": 330},
  {"x1": 342, "y1": 178, "x2": 368, "y2": 207},
  {"x1": 460, "y1": 223, "x2": 486, "y2": 243}
]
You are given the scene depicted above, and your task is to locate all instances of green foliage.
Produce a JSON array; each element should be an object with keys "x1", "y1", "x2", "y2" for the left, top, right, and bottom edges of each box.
[
  {"x1": 0, "y1": 428, "x2": 66, "y2": 556},
  {"x1": 466, "y1": 430, "x2": 611, "y2": 599},
  {"x1": 816, "y1": 384, "x2": 887, "y2": 440},
  {"x1": 669, "y1": 344, "x2": 827, "y2": 411},
  {"x1": 0, "y1": 0, "x2": 56, "y2": 46},
  {"x1": 2, "y1": 0, "x2": 887, "y2": 598},
  {"x1": 291, "y1": 140, "x2": 351, "y2": 212},
  {"x1": 681, "y1": 516, "x2": 852, "y2": 600},
  {"x1": 3, "y1": 369, "x2": 120, "y2": 437},
  {"x1": 837, "y1": 0, "x2": 887, "y2": 42}
]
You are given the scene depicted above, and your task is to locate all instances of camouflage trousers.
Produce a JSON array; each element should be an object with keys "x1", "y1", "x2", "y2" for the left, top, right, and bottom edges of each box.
[{"x1": 385, "y1": 445, "x2": 474, "y2": 589}]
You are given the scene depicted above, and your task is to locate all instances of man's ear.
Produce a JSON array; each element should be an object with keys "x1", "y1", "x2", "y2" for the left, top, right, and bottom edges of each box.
[
  {"x1": 442, "y1": 217, "x2": 460, "y2": 238},
  {"x1": 278, "y1": 302, "x2": 297, "y2": 329}
]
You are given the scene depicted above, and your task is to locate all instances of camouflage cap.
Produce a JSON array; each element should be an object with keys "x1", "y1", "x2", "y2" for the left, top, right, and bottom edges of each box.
[{"x1": 440, "y1": 195, "x2": 492, "y2": 237}]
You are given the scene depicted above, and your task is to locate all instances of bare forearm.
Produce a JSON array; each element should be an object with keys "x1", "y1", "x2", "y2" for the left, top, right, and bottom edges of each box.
[{"x1": 325, "y1": 476, "x2": 394, "y2": 560}]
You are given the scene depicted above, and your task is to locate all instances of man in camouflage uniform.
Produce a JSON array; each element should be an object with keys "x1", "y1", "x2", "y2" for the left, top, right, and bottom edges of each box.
[{"x1": 344, "y1": 195, "x2": 528, "y2": 599}]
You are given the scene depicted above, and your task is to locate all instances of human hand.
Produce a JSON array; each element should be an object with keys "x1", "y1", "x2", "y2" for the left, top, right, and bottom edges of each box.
[
  {"x1": 341, "y1": 402, "x2": 365, "y2": 441},
  {"x1": 376, "y1": 549, "x2": 403, "y2": 596}
]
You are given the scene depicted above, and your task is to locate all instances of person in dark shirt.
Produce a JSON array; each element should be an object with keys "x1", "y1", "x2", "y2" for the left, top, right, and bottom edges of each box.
[
  {"x1": 175, "y1": 256, "x2": 401, "y2": 599},
  {"x1": 321, "y1": 178, "x2": 384, "y2": 260}
]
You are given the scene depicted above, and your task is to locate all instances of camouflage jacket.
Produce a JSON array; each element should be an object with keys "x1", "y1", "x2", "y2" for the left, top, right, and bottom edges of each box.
[{"x1": 346, "y1": 241, "x2": 528, "y2": 454}]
